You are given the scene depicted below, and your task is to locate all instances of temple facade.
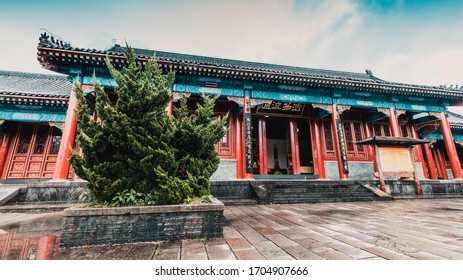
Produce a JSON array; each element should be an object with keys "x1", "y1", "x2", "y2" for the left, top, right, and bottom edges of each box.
[{"x1": 2, "y1": 32, "x2": 463, "y2": 185}]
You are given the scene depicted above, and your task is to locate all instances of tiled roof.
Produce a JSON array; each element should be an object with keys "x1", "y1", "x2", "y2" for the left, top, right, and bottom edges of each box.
[
  {"x1": 0, "y1": 70, "x2": 71, "y2": 105},
  {"x1": 36, "y1": 32, "x2": 463, "y2": 100},
  {"x1": 108, "y1": 45, "x2": 382, "y2": 84},
  {"x1": 447, "y1": 111, "x2": 463, "y2": 129}
]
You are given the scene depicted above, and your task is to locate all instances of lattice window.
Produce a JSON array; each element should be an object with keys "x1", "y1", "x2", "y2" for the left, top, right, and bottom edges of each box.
[
  {"x1": 354, "y1": 123, "x2": 364, "y2": 152},
  {"x1": 33, "y1": 125, "x2": 49, "y2": 154},
  {"x1": 343, "y1": 120, "x2": 367, "y2": 160},
  {"x1": 400, "y1": 124, "x2": 410, "y2": 137},
  {"x1": 322, "y1": 120, "x2": 335, "y2": 158},
  {"x1": 373, "y1": 123, "x2": 391, "y2": 137},
  {"x1": 322, "y1": 120, "x2": 367, "y2": 160},
  {"x1": 16, "y1": 124, "x2": 34, "y2": 154},
  {"x1": 49, "y1": 128, "x2": 62, "y2": 154},
  {"x1": 344, "y1": 122, "x2": 354, "y2": 151}
]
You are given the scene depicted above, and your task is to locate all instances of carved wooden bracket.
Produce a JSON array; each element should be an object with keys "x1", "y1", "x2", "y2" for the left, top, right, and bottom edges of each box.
[
  {"x1": 429, "y1": 112, "x2": 442, "y2": 120},
  {"x1": 377, "y1": 108, "x2": 390, "y2": 117},
  {"x1": 49, "y1": 122, "x2": 64, "y2": 131},
  {"x1": 395, "y1": 109, "x2": 406, "y2": 116},
  {"x1": 0, "y1": 120, "x2": 4, "y2": 126},
  {"x1": 81, "y1": 84, "x2": 96, "y2": 92},
  {"x1": 172, "y1": 92, "x2": 191, "y2": 102},
  {"x1": 312, "y1": 103, "x2": 332, "y2": 113},
  {"x1": 414, "y1": 120, "x2": 439, "y2": 134},
  {"x1": 337, "y1": 105, "x2": 351, "y2": 114},
  {"x1": 227, "y1": 96, "x2": 244, "y2": 107},
  {"x1": 250, "y1": 99, "x2": 272, "y2": 108}
]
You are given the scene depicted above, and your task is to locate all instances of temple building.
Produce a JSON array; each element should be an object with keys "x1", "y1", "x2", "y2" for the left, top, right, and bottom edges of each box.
[{"x1": 2, "y1": 32, "x2": 463, "y2": 190}]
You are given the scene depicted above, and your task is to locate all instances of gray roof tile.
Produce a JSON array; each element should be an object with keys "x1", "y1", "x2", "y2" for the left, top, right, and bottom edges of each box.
[{"x1": 0, "y1": 70, "x2": 72, "y2": 98}]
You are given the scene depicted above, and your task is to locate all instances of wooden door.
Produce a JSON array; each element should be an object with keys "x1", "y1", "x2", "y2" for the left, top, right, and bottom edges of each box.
[{"x1": 6, "y1": 123, "x2": 62, "y2": 179}]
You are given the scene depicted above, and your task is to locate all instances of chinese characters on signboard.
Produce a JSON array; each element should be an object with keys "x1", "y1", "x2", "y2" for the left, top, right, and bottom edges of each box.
[
  {"x1": 245, "y1": 113, "x2": 253, "y2": 173},
  {"x1": 256, "y1": 101, "x2": 304, "y2": 116},
  {"x1": 335, "y1": 119, "x2": 349, "y2": 174}
]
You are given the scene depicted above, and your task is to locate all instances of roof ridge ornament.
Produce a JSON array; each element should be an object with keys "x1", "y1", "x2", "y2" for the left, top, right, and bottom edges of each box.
[{"x1": 39, "y1": 29, "x2": 72, "y2": 49}]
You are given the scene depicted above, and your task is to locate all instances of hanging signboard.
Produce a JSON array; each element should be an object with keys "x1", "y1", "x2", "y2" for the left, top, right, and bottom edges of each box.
[
  {"x1": 256, "y1": 101, "x2": 305, "y2": 116},
  {"x1": 378, "y1": 147, "x2": 414, "y2": 175},
  {"x1": 335, "y1": 119, "x2": 349, "y2": 174},
  {"x1": 245, "y1": 113, "x2": 253, "y2": 173}
]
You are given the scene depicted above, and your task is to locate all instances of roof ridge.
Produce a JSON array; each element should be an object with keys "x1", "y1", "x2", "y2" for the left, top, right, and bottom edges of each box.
[
  {"x1": 0, "y1": 70, "x2": 68, "y2": 80},
  {"x1": 118, "y1": 46, "x2": 376, "y2": 79}
]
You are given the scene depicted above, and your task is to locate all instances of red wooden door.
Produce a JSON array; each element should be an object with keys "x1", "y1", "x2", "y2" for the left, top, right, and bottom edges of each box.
[{"x1": 6, "y1": 124, "x2": 62, "y2": 179}]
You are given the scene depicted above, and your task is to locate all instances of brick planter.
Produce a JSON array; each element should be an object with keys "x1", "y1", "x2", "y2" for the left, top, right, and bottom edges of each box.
[{"x1": 59, "y1": 198, "x2": 224, "y2": 247}]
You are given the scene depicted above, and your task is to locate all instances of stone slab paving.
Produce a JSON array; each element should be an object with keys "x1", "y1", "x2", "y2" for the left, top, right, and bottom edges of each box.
[{"x1": 2, "y1": 198, "x2": 463, "y2": 260}]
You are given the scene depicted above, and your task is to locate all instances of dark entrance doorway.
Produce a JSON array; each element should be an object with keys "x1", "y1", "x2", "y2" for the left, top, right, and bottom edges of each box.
[{"x1": 252, "y1": 116, "x2": 313, "y2": 175}]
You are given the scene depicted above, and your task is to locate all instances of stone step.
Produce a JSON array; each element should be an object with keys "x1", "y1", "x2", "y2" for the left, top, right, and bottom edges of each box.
[
  {"x1": 218, "y1": 198, "x2": 258, "y2": 206},
  {"x1": 255, "y1": 182, "x2": 391, "y2": 204},
  {"x1": 0, "y1": 202, "x2": 78, "y2": 213},
  {"x1": 270, "y1": 187, "x2": 372, "y2": 194},
  {"x1": 271, "y1": 196, "x2": 392, "y2": 204},
  {"x1": 0, "y1": 185, "x2": 24, "y2": 206}
]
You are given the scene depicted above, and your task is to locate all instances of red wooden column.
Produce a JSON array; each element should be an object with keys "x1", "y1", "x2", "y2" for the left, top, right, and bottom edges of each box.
[
  {"x1": 435, "y1": 146, "x2": 449, "y2": 179},
  {"x1": 36, "y1": 236, "x2": 57, "y2": 260},
  {"x1": 409, "y1": 124, "x2": 428, "y2": 178},
  {"x1": 0, "y1": 133, "x2": 12, "y2": 178},
  {"x1": 289, "y1": 118, "x2": 301, "y2": 175},
  {"x1": 52, "y1": 87, "x2": 79, "y2": 180},
  {"x1": 439, "y1": 112, "x2": 463, "y2": 179},
  {"x1": 422, "y1": 143, "x2": 438, "y2": 179},
  {"x1": 364, "y1": 122, "x2": 378, "y2": 173},
  {"x1": 258, "y1": 117, "x2": 268, "y2": 175},
  {"x1": 235, "y1": 113, "x2": 243, "y2": 178},
  {"x1": 166, "y1": 100, "x2": 173, "y2": 116},
  {"x1": 388, "y1": 107, "x2": 401, "y2": 137},
  {"x1": 331, "y1": 104, "x2": 348, "y2": 179},
  {"x1": 310, "y1": 114, "x2": 325, "y2": 178}
]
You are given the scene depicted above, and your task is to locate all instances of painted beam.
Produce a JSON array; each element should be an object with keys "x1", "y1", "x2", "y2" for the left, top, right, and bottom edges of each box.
[
  {"x1": 421, "y1": 132, "x2": 463, "y2": 141},
  {"x1": 0, "y1": 106, "x2": 66, "y2": 123},
  {"x1": 172, "y1": 84, "x2": 243, "y2": 97}
]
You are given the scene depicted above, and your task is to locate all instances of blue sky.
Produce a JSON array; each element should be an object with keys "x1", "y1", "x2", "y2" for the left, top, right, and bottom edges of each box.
[{"x1": 1, "y1": 0, "x2": 462, "y2": 89}]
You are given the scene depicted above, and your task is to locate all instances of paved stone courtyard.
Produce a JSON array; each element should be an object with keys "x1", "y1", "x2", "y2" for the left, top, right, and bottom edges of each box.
[{"x1": 2, "y1": 199, "x2": 463, "y2": 260}]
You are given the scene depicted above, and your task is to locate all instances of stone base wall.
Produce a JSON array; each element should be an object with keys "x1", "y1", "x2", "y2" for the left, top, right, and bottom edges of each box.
[
  {"x1": 324, "y1": 161, "x2": 375, "y2": 179},
  {"x1": 60, "y1": 199, "x2": 224, "y2": 247},
  {"x1": 210, "y1": 160, "x2": 237, "y2": 180},
  {"x1": 17, "y1": 180, "x2": 88, "y2": 203},
  {"x1": 210, "y1": 180, "x2": 255, "y2": 199}
]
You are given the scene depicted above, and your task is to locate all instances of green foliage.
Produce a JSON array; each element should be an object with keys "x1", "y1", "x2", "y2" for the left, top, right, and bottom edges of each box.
[
  {"x1": 70, "y1": 46, "x2": 227, "y2": 205},
  {"x1": 111, "y1": 189, "x2": 148, "y2": 206}
]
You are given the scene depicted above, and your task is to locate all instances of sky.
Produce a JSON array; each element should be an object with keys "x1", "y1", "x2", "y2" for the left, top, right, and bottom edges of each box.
[{"x1": 1, "y1": 0, "x2": 462, "y2": 89}]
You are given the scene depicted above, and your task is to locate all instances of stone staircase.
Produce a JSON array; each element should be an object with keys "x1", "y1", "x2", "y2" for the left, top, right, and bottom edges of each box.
[
  {"x1": 0, "y1": 184, "x2": 26, "y2": 206},
  {"x1": 250, "y1": 180, "x2": 392, "y2": 204}
]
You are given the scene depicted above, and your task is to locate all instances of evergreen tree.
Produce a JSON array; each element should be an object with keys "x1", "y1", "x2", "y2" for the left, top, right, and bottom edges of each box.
[{"x1": 70, "y1": 47, "x2": 227, "y2": 205}]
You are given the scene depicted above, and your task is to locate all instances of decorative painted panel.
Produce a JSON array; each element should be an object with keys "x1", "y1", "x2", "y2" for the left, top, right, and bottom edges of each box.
[
  {"x1": 0, "y1": 105, "x2": 66, "y2": 123},
  {"x1": 252, "y1": 90, "x2": 331, "y2": 104},
  {"x1": 172, "y1": 83, "x2": 243, "y2": 97}
]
